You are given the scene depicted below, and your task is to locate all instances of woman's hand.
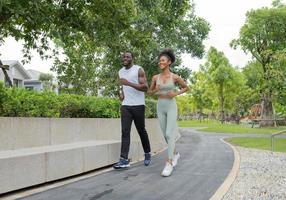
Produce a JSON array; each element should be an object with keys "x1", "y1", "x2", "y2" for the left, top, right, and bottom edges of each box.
[
  {"x1": 166, "y1": 91, "x2": 178, "y2": 98},
  {"x1": 148, "y1": 84, "x2": 160, "y2": 95},
  {"x1": 154, "y1": 84, "x2": 160, "y2": 93}
]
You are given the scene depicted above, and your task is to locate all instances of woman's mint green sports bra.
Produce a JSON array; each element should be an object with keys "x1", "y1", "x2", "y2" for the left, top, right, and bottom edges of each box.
[{"x1": 156, "y1": 73, "x2": 176, "y2": 95}]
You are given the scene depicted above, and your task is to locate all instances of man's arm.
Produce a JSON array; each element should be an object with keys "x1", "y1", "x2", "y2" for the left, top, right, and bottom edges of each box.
[{"x1": 119, "y1": 68, "x2": 148, "y2": 92}]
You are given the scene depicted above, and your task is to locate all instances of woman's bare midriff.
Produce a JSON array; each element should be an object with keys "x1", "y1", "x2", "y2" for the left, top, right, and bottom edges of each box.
[{"x1": 158, "y1": 94, "x2": 173, "y2": 99}]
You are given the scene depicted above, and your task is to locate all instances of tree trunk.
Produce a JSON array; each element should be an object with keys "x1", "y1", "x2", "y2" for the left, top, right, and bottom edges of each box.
[
  {"x1": 0, "y1": 60, "x2": 12, "y2": 87},
  {"x1": 198, "y1": 108, "x2": 203, "y2": 122},
  {"x1": 219, "y1": 84, "x2": 225, "y2": 124},
  {"x1": 260, "y1": 93, "x2": 275, "y2": 127}
]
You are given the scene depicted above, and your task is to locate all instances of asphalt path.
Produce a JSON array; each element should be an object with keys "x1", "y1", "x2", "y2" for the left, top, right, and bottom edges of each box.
[{"x1": 20, "y1": 128, "x2": 234, "y2": 200}]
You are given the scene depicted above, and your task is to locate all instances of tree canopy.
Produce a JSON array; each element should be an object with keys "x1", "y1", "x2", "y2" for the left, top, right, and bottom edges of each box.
[
  {"x1": 231, "y1": 3, "x2": 286, "y2": 125},
  {"x1": 0, "y1": 0, "x2": 210, "y2": 95}
]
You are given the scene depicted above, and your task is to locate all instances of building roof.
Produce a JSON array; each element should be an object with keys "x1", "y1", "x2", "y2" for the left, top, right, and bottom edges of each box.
[
  {"x1": 27, "y1": 69, "x2": 43, "y2": 80},
  {"x1": 2, "y1": 60, "x2": 31, "y2": 79}
]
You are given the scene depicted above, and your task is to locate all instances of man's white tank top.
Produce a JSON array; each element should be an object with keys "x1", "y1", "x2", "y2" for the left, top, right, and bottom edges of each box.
[{"x1": 119, "y1": 65, "x2": 145, "y2": 106}]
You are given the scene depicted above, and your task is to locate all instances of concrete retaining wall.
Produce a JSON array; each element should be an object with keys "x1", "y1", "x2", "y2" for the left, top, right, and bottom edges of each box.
[{"x1": 0, "y1": 117, "x2": 166, "y2": 194}]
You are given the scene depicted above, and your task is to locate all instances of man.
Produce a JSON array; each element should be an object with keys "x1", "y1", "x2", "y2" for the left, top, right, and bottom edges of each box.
[{"x1": 113, "y1": 52, "x2": 151, "y2": 170}]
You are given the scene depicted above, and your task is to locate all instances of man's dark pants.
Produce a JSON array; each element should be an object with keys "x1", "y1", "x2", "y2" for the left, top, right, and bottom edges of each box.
[{"x1": 120, "y1": 105, "x2": 151, "y2": 159}]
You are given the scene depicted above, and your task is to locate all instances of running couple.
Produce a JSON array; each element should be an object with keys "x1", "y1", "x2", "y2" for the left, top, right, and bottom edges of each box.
[{"x1": 113, "y1": 49, "x2": 189, "y2": 177}]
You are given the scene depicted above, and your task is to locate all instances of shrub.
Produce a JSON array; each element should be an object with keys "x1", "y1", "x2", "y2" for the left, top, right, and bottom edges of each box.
[
  {"x1": 145, "y1": 99, "x2": 157, "y2": 118},
  {"x1": 0, "y1": 85, "x2": 156, "y2": 118}
]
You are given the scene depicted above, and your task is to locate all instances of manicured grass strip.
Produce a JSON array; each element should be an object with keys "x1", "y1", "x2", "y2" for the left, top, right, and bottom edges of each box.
[
  {"x1": 178, "y1": 120, "x2": 286, "y2": 134},
  {"x1": 225, "y1": 137, "x2": 286, "y2": 153}
]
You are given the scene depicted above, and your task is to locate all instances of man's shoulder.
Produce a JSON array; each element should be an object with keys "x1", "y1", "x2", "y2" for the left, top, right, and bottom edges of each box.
[
  {"x1": 132, "y1": 65, "x2": 142, "y2": 69},
  {"x1": 135, "y1": 65, "x2": 146, "y2": 73},
  {"x1": 119, "y1": 67, "x2": 125, "y2": 71},
  {"x1": 119, "y1": 65, "x2": 142, "y2": 74},
  {"x1": 118, "y1": 67, "x2": 125, "y2": 75}
]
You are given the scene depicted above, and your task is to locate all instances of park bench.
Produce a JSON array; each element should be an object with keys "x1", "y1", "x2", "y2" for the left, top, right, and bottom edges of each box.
[{"x1": 250, "y1": 118, "x2": 286, "y2": 128}]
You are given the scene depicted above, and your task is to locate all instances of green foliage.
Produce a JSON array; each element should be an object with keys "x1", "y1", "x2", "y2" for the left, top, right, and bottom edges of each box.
[
  {"x1": 176, "y1": 95, "x2": 193, "y2": 118},
  {"x1": 39, "y1": 73, "x2": 53, "y2": 82},
  {"x1": 2, "y1": 87, "x2": 59, "y2": 117},
  {"x1": 267, "y1": 50, "x2": 286, "y2": 102},
  {"x1": 232, "y1": 6, "x2": 286, "y2": 63},
  {"x1": 0, "y1": 86, "x2": 156, "y2": 118},
  {"x1": 272, "y1": 0, "x2": 285, "y2": 8},
  {"x1": 39, "y1": 73, "x2": 55, "y2": 91},
  {"x1": 57, "y1": 95, "x2": 122, "y2": 118},
  {"x1": 198, "y1": 47, "x2": 248, "y2": 120},
  {"x1": 0, "y1": 81, "x2": 8, "y2": 113},
  {"x1": 275, "y1": 103, "x2": 286, "y2": 117},
  {"x1": 232, "y1": 4, "x2": 286, "y2": 124},
  {"x1": 242, "y1": 61, "x2": 264, "y2": 90},
  {"x1": 189, "y1": 70, "x2": 213, "y2": 112},
  {"x1": 0, "y1": 0, "x2": 210, "y2": 96}
]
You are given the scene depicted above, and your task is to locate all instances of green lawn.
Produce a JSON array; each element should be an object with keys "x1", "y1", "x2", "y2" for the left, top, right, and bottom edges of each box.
[
  {"x1": 225, "y1": 137, "x2": 286, "y2": 153},
  {"x1": 178, "y1": 120, "x2": 286, "y2": 134}
]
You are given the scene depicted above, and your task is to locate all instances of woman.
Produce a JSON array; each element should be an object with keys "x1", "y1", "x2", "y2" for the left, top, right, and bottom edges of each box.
[{"x1": 148, "y1": 48, "x2": 189, "y2": 177}]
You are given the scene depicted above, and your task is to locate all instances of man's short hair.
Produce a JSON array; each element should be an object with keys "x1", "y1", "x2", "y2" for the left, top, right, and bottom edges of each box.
[{"x1": 123, "y1": 51, "x2": 134, "y2": 59}]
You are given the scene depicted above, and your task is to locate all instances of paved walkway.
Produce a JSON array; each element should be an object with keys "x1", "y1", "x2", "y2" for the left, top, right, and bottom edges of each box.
[{"x1": 19, "y1": 128, "x2": 234, "y2": 200}]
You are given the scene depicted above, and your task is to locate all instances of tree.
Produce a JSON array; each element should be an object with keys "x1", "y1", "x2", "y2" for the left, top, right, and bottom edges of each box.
[
  {"x1": 95, "y1": 1, "x2": 209, "y2": 96},
  {"x1": 231, "y1": 3, "x2": 286, "y2": 126},
  {"x1": 0, "y1": 1, "x2": 137, "y2": 58},
  {"x1": 202, "y1": 47, "x2": 246, "y2": 123},
  {"x1": 268, "y1": 50, "x2": 286, "y2": 105},
  {"x1": 189, "y1": 70, "x2": 214, "y2": 116},
  {"x1": 272, "y1": 0, "x2": 284, "y2": 7},
  {"x1": 176, "y1": 95, "x2": 193, "y2": 120},
  {"x1": 39, "y1": 73, "x2": 54, "y2": 91},
  {"x1": 241, "y1": 61, "x2": 264, "y2": 115},
  {"x1": 0, "y1": 0, "x2": 210, "y2": 95}
]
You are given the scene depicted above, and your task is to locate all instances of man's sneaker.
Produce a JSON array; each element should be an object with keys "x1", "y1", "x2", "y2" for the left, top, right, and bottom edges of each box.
[
  {"x1": 144, "y1": 153, "x2": 151, "y2": 166},
  {"x1": 172, "y1": 152, "x2": 180, "y2": 167},
  {"x1": 161, "y1": 162, "x2": 173, "y2": 177},
  {"x1": 113, "y1": 158, "x2": 130, "y2": 170}
]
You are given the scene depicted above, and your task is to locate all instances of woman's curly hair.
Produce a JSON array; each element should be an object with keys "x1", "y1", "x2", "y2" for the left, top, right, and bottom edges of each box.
[{"x1": 158, "y1": 48, "x2": 176, "y2": 64}]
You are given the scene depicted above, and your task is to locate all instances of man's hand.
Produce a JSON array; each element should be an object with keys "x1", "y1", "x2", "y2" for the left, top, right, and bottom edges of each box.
[
  {"x1": 120, "y1": 78, "x2": 130, "y2": 86},
  {"x1": 119, "y1": 92, "x2": 124, "y2": 101}
]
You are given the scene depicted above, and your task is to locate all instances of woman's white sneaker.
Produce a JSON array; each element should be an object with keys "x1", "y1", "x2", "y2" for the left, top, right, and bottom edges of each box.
[
  {"x1": 172, "y1": 152, "x2": 180, "y2": 167},
  {"x1": 161, "y1": 162, "x2": 173, "y2": 177}
]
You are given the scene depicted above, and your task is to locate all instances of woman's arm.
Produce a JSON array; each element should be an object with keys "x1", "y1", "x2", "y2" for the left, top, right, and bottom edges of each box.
[
  {"x1": 147, "y1": 75, "x2": 159, "y2": 95},
  {"x1": 167, "y1": 74, "x2": 189, "y2": 98},
  {"x1": 175, "y1": 75, "x2": 189, "y2": 95}
]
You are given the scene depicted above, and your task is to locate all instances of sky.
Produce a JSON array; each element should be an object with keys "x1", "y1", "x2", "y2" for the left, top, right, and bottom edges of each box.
[
  {"x1": 181, "y1": 0, "x2": 276, "y2": 71},
  {"x1": 0, "y1": 0, "x2": 279, "y2": 73}
]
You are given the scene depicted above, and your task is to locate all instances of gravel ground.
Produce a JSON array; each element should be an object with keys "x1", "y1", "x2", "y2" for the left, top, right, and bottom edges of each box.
[{"x1": 223, "y1": 147, "x2": 286, "y2": 200}]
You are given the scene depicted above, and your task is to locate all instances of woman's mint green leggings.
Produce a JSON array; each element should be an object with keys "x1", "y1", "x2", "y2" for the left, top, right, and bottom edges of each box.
[{"x1": 157, "y1": 98, "x2": 177, "y2": 160}]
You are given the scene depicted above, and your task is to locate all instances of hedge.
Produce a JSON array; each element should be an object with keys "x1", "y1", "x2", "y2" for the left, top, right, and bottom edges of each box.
[{"x1": 0, "y1": 82, "x2": 156, "y2": 118}]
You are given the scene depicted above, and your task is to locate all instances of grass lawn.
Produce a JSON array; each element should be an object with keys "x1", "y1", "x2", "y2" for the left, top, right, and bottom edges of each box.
[
  {"x1": 178, "y1": 120, "x2": 286, "y2": 134},
  {"x1": 225, "y1": 137, "x2": 286, "y2": 153}
]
